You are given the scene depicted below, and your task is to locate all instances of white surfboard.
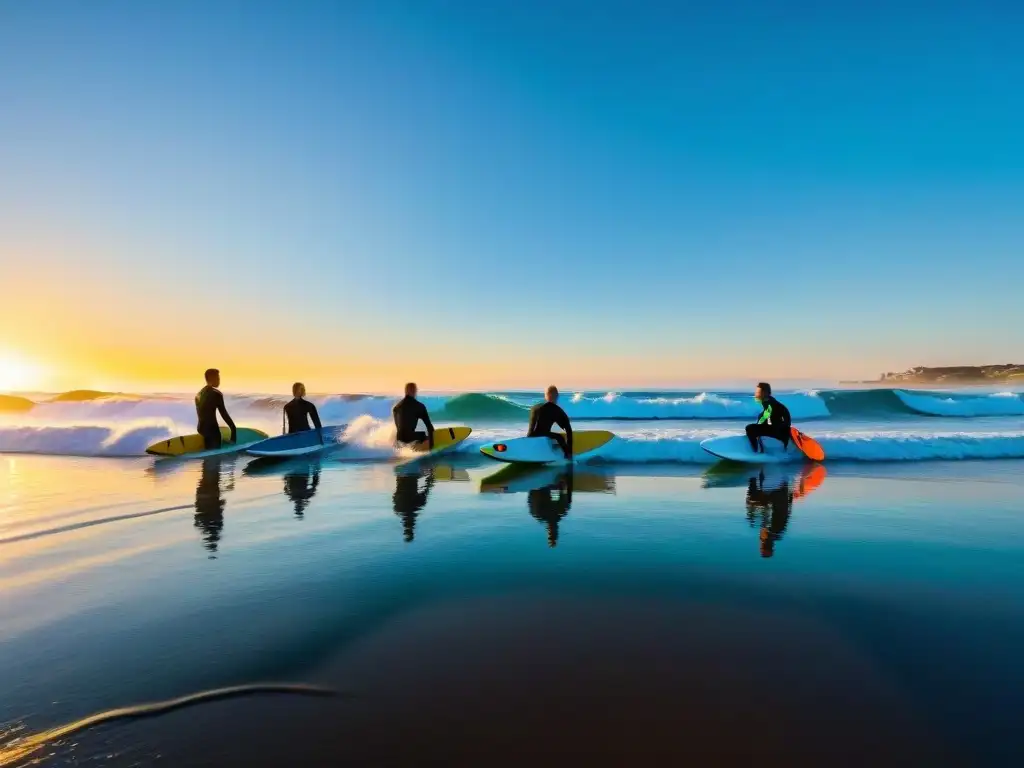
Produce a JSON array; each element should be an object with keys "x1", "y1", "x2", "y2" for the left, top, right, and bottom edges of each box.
[
  {"x1": 700, "y1": 435, "x2": 802, "y2": 464},
  {"x1": 479, "y1": 430, "x2": 614, "y2": 465}
]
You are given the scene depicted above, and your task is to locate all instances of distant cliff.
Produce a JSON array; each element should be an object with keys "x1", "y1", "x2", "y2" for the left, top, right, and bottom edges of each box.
[{"x1": 878, "y1": 365, "x2": 1024, "y2": 384}]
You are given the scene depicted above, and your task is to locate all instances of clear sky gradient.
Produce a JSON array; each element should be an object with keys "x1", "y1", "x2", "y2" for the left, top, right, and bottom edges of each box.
[{"x1": 1, "y1": 0, "x2": 1022, "y2": 393}]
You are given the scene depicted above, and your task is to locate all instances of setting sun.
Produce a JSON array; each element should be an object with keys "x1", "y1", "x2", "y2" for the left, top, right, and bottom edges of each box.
[{"x1": 0, "y1": 352, "x2": 45, "y2": 393}]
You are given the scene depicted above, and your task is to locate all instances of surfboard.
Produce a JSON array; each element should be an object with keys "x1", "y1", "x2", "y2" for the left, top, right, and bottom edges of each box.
[
  {"x1": 699, "y1": 434, "x2": 803, "y2": 465},
  {"x1": 394, "y1": 425, "x2": 473, "y2": 468},
  {"x1": 479, "y1": 430, "x2": 615, "y2": 465},
  {"x1": 146, "y1": 427, "x2": 268, "y2": 458},
  {"x1": 790, "y1": 427, "x2": 826, "y2": 461},
  {"x1": 246, "y1": 424, "x2": 348, "y2": 457}
]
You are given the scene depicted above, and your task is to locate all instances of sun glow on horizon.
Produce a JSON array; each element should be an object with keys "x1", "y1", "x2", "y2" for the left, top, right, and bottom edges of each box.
[{"x1": 0, "y1": 352, "x2": 47, "y2": 393}]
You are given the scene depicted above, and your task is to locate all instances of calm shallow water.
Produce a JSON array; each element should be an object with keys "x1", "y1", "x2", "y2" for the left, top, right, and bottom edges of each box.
[{"x1": 1, "y1": 454, "x2": 1022, "y2": 765}]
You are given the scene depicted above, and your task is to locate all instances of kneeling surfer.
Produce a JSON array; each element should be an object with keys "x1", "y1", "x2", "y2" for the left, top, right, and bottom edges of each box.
[
  {"x1": 284, "y1": 382, "x2": 323, "y2": 443},
  {"x1": 528, "y1": 385, "x2": 573, "y2": 460},
  {"x1": 196, "y1": 368, "x2": 237, "y2": 450},
  {"x1": 745, "y1": 382, "x2": 792, "y2": 452},
  {"x1": 393, "y1": 382, "x2": 434, "y2": 449}
]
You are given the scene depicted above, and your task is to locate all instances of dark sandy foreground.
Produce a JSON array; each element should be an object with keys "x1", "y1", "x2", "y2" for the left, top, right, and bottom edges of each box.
[{"x1": 44, "y1": 594, "x2": 951, "y2": 766}]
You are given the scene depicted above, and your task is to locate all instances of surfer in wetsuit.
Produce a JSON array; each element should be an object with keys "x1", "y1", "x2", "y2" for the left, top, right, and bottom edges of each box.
[
  {"x1": 283, "y1": 382, "x2": 323, "y2": 443},
  {"x1": 393, "y1": 382, "x2": 434, "y2": 449},
  {"x1": 195, "y1": 369, "x2": 236, "y2": 450},
  {"x1": 745, "y1": 382, "x2": 792, "y2": 452},
  {"x1": 528, "y1": 385, "x2": 573, "y2": 460}
]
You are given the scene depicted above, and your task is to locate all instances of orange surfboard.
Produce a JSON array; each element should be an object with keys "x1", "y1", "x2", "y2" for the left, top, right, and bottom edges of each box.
[
  {"x1": 790, "y1": 427, "x2": 825, "y2": 461},
  {"x1": 793, "y1": 464, "x2": 827, "y2": 499}
]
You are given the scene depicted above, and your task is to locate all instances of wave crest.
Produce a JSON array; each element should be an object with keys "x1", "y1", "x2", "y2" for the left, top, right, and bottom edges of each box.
[{"x1": 894, "y1": 390, "x2": 1024, "y2": 417}]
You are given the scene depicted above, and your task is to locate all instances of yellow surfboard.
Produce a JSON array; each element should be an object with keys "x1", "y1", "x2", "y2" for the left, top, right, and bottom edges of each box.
[
  {"x1": 394, "y1": 425, "x2": 472, "y2": 467},
  {"x1": 145, "y1": 427, "x2": 268, "y2": 457}
]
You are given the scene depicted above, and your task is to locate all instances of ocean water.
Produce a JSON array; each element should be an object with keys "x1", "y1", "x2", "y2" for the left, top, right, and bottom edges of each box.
[
  {"x1": 1, "y1": 451, "x2": 1023, "y2": 765},
  {"x1": 1, "y1": 388, "x2": 1023, "y2": 765},
  {"x1": 2, "y1": 386, "x2": 1024, "y2": 461}
]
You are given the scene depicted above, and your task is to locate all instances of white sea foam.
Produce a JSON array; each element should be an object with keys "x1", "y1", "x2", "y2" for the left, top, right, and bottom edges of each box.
[{"x1": 1, "y1": 389, "x2": 1023, "y2": 459}]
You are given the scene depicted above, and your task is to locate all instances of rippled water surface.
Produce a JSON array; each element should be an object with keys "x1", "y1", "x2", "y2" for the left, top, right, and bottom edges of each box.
[{"x1": 1, "y1": 455, "x2": 1022, "y2": 766}]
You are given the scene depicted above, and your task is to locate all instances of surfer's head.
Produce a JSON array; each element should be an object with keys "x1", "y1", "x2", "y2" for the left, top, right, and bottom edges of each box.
[
  {"x1": 292, "y1": 382, "x2": 306, "y2": 398},
  {"x1": 755, "y1": 382, "x2": 771, "y2": 402},
  {"x1": 545, "y1": 385, "x2": 559, "y2": 403},
  {"x1": 205, "y1": 368, "x2": 220, "y2": 388},
  {"x1": 405, "y1": 382, "x2": 418, "y2": 398}
]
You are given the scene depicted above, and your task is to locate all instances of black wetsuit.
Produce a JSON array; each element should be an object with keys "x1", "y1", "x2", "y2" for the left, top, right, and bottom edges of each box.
[
  {"x1": 284, "y1": 397, "x2": 323, "y2": 434},
  {"x1": 527, "y1": 401, "x2": 573, "y2": 458},
  {"x1": 195, "y1": 386, "x2": 236, "y2": 450},
  {"x1": 392, "y1": 396, "x2": 434, "y2": 446},
  {"x1": 745, "y1": 395, "x2": 792, "y2": 451}
]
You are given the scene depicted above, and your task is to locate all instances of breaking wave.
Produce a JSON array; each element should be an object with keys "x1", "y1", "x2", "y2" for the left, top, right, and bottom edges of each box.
[{"x1": 0, "y1": 386, "x2": 1022, "y2": 458}]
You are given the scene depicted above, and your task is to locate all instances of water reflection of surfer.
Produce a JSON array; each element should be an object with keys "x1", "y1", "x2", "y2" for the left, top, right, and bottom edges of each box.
[
  {"x1": 194, "y1": 457, "x2": 227, "y2": 556},
  {"x1": 745, "y1": 470, "x2": 793, "y2": 558},
  {"x1": 283, "y1": 464, "x2": 321, "y2": 519},
  {"x1": 527, "y1": 469, "x2": 574, "y2": 548},
  {"x1": 393, "y1": 467, "x2": 435, "y2": 543}
]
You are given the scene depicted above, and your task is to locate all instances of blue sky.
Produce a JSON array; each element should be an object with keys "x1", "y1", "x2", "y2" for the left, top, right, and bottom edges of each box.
[{"x1": 1, "y1": 0, "x2": 1022, "y2": 390}]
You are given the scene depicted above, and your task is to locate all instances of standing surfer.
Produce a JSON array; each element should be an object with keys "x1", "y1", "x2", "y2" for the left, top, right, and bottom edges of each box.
[
  {"x1": 283, "y1": 382, "x2": 323, "y2": 443},
  {"x1": 195, "y1": 368, "x2": 237, "y2": 450},
  {"x1": 527, "y1": 386, "x2": 573, "y2": 460},
  {"x1": 745, "y1": 382, "x2": 792, "y2": 452},
  {"x1": 393, "y1": 382, "x2": 435, "y2": 449}
]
